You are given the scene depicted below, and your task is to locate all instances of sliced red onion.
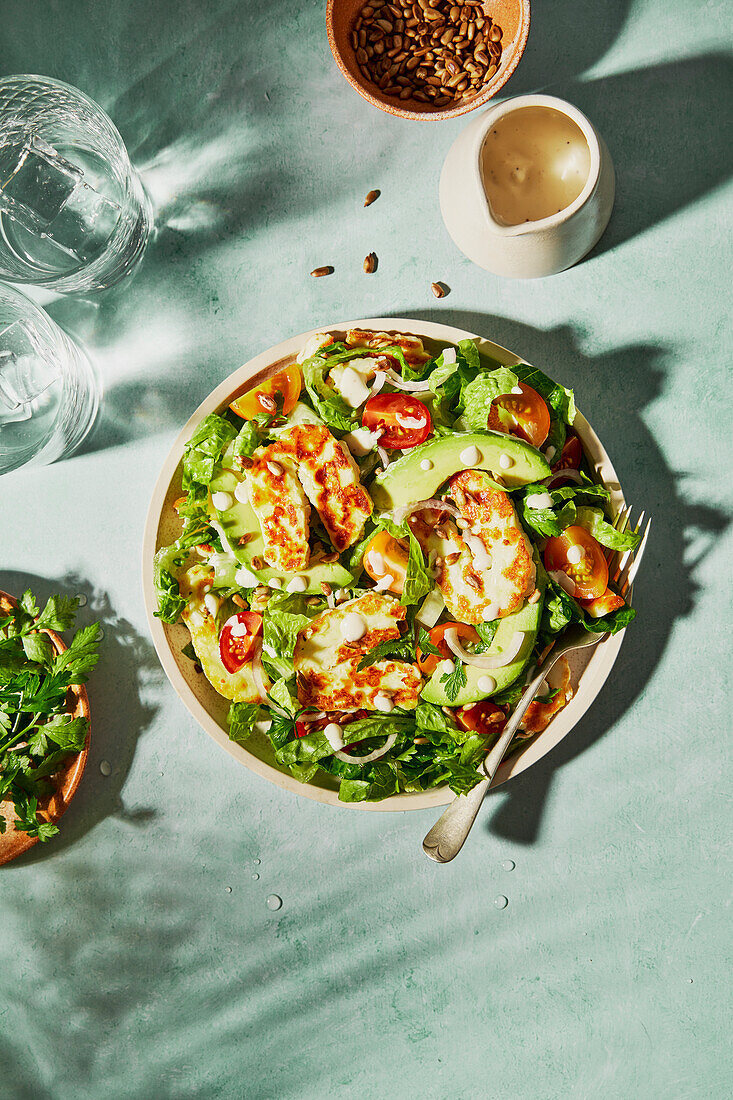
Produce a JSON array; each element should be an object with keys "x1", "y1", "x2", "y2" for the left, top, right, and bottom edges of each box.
[
  {"x1": 376, "y1": 444, "x2": 390, "y2": 469},
  {"x1": 370, "y1": 371, "x2": 386, "y2": 395},
  {"x1": 443, "y1": 628, "x2": 525, "y2": 669},
  {"x1": 392, "y1": 497, "x2": 462, "y2": 526},
  {"x1": 548, "y1": 569, "x2": 576, "y2": 596},
  {"x1": 251, "y1": 641, "x2": 270, "y2": 704},
  {"x1": 542, "y1": 468, "x2": 584, "y2": 488},
  {"x1": 382, "y1": 367, "x2": 432, "y2": 392},
  {"x1": 334, "y1": 731, "x2": 398, "y2": 764}
]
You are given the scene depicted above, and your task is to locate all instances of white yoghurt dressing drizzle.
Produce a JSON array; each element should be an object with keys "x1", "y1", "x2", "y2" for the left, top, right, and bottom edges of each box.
[
  {"x1": 324, "y1": 723, "x2": 345, "y2": 751},
  {"x1": 374, "y1": 692, "x2": 394, "y2": 713},
  {"x1": 340, "y1": 613, "x2": 367, "y2": 642},
  {"x1": 234, "y1": 481, "x2": 249, "y2": 504},
  {"x1": 526, "y1": 492, "x2": 554, "y2": 510},
  {"x1": 566, "y1": 544, "x2": 584, "y2": 565},
  {"x1": 230, "y1": 620, "x2": 250, "y2": 638},
  {"x1": 367, "y1": 551, "x2": 385, "y2": 574},
  {"x1": 499, "y1": 454, "x2": 514, "y2": 470},
  {"x1": 286, "y1": 576, "x2": 308, "y2": 593},
  {"x1": 235, "y1": 564, "x2": 260, "y2": 587},
  {"x1": 464, "y1": 533, "x2": 491, "y2": 571},
  {"x1": 203, "y1": 593, "x2": 221, "y2": 617},
  {"x1": 211, "y1": 491, "x2": 233, "y2": 512},
  {"x1": 511, "y1": 386, "x2": 524, "y2": 395},
  {"x1": 420, "y1": 458, "x2": 434, "y2": 471},
  {"x1": 460, "y1": 444, "x2": 482, "y2": 467},
  {"x1": 478, "y1": 675, "x2": 497, "y2": 693},
  {"x1": 374, "y1": 574, "x2": 395, "y2": 592},
  {"x1": 482, "y1": 603, "x2": 499, "y2": 621}
]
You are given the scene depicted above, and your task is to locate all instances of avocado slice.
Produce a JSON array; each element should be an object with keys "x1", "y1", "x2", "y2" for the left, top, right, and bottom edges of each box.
[
  {"x1": 209, "y1": 445, "x2": 353, "y2": 594},
  {"x1": 420, "y1": 594, "x2": 543, "y2": 706},
  {"x1": 370, "y1": 431, "x2": 550, "y2": 511},
  {"x1": 179, "y1": 567, "x2": 263, "y2": 702}
]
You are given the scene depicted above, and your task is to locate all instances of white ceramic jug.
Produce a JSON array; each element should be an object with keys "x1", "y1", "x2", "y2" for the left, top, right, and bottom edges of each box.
[{"x1": 439, "y1": 94, "x2": 615, "y2": 279}]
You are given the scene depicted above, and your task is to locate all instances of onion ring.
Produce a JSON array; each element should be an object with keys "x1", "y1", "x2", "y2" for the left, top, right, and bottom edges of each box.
[
  {"x1": 334, "y1": 732, "x2": 398, "y2": 764},
  {"x1": 443, "y1": 627, "x2": 525, "y2": 669}
]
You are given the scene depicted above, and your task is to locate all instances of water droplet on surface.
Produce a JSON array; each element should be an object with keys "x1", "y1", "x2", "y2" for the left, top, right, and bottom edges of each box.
[
  {"x1": 75, "y1": 594, "x2": 88, "y2": 607},
  {"x1": 494, "y1": 895, "x2": 508, "y2": 910},
  {"x1": 251, "y1": 873, "x2": 259, "y2": 880},
  {"x1": 99, "y1": 760, "x2": 111, "y2": 776},
  {"x1": 225, "y1": 886, "x2": 232, "y2": 894},
  {"x1": 266, "y1": 894, "x2": 282, "y2": 911},
  {"x1": 253, "y1": 858, "x2": 261, "y2": 866},
  {"x1": 501, "y1": 859, "x2": 515, "y2": 871}
]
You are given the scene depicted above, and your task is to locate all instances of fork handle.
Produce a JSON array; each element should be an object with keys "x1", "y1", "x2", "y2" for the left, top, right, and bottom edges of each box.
[{"x1": 422, "y1": 652, "x2": 562, "y2": 863}]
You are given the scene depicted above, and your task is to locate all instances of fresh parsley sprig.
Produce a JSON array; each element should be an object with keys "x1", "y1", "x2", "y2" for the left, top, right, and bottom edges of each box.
[{"x1": 0, "y1": 592, "x2": 101, "y2": 841}]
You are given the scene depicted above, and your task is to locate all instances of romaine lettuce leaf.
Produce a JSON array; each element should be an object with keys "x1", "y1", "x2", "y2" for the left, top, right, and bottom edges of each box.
[
  {"x1": 460, "y1": 367, "x2": 519, "y2": 431},
  {"x1": 228, "y1": 702, "x2": 263, "y2": 746},
  {"x1": 575, "y1": 507, "x2": 641, "y2": 551},
  {"x1": 182, "y1": 413, "x2": 238, "y2": 488},
  {"x1": 513, "y1": 364, "x2": 576, "y2": 426}
]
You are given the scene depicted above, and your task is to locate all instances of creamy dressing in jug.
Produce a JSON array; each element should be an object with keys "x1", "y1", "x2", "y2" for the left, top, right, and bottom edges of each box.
[{"x1": 480, "y1": 106, "x2": 591, "y2": 226}]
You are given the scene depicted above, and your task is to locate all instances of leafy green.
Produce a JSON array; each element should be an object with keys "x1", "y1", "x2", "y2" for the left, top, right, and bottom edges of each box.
[
  {"x1": 261, "y1": 591, "x2": 311, "y2": 679},
  {"x1": 228, "y1": 702, "x2": 262, "y2": 746},
  {"x1": 575, "y1": 507, "x2": 641, "y2": 552},
  {"x1": 0, "y1": 593, "x2": 100, "y2": 842},
  {"x1": 439, "y1": 661, "x2": 467, "y2": 702},
  {"x1": 416, "y1": 627, "x2": 442, "y2": 659},
  {"x1": 475, "y1": 620, "x2": 500, "y2": 650},
  {"x1": 232, "y1": 419, "x2": 262, "y2": 458},
  {"x1": 513, "y1": 363, "x2": 576, "y2": 427},
  {"x1": 461, "y1": 367, "x2": 519, "y2": 431},
  {"x1": 357, "y1": 633, "x2": 415, "y2": 671},
  {"x1": 515, "y1": 479, "x2": 609, "y2": 539},
  {"x1": 301, "y1": 355, "x2": 358, "y2": 432},
  {"x1": 182, "y1": 413, "x2": 238, "y2": 489},
  {"x1": 400, "y1": 530, "x2": 432, "y2": 607}
]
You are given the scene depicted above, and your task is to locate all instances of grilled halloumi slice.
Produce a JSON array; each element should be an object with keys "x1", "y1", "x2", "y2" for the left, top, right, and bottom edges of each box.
[
  {"x1": 422, "y1": 471, "x2": 536, "y2": 624},
  {"x1": 344, "y1": 328, "x2": 431, "y2": 371},
  {"x1": 246, "y1": 450, "x2": 311, "y2": 572},
  {"x1": 293, "y1": 593, "x2": 422, "y2": 712},
  {"x1": 279, "y1": 424, "x2": 372, "y2": 552}
]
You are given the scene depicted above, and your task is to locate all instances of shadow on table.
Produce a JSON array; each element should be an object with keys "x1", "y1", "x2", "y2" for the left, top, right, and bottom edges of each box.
[
  {"x1": 395, "y1": 308, "x2": 731, "y2": 846},
  {"x1": 0, "y1": 569, "x2": 163, "y2": 865}
]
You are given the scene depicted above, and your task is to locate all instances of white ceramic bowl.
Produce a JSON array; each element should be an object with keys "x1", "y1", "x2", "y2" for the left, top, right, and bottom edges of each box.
[
  {"x1": 440, "y1": 94, "x2": 615, "y2": 278},
  {"x1": 142, "y1": 317, "x2": 627, "y2": 811}
]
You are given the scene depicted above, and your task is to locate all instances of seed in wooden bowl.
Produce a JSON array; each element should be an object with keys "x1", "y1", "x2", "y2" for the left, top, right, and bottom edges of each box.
[
  {"x1": 311, "y1": 265, "x2": 334, "y2": 277},
  {"x1": 364, "y1": 189, "x2": 381, "y2": 206},
  {"x1": 351, "y1": 0, "x2": 503, "y2": 109},
  {"x1": 363, "y1": 252, "x2": 378, "y2": 274}
]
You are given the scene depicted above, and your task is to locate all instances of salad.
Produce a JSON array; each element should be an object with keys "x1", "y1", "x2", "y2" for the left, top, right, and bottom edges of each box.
[{"x1": 154, "y1": 328, "x2": 639, "y2": 803}]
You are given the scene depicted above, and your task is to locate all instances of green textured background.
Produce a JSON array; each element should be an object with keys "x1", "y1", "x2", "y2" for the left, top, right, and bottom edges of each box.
[{"x1": 1, "y1": 1, "x2": 731, "y2": 1097}]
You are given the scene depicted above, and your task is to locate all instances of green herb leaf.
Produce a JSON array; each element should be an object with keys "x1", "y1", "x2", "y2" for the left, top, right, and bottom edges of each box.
[
  {"x1": 439, "y1": 661, "x2": 467, "y2": 702},
  {"x1": 416, "y1": 627, "x2": 442, "y2": 659},
  {"x1": 356, "y1": 634, "x2": 415, "y2": 671}
]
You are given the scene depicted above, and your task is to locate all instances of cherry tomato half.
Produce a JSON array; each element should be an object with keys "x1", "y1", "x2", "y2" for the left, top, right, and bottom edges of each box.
[
  {"x1": 456, "y1": 700, "x2": 507, "y2": 738},
  {"x1": 363, "y1": 530, "x2": 409, "y2": 595},
  {"x1": 219, "y1": 611, "x2": 263, "y2": 673},
  {"x1": 548, "y1": 434, "x2": 583, "y2": 488},
  {"x1": 229, "y1": 364, "x2": 302, "y2": 420},
  {"x1": 578, "y1": 588, "x2": 625, "y2": 619},
  {"x1": 362, "y1": 393, "x2": 432, "y2": 450},
  {"x1": 488, "y1": 382, "x2": 551, "y2": 448},
  {"x1": 544, "y1": 526, "x2": 609, "y2": 600},
  {"x1": 417, "y1": 621, "x2": 480, "y2": 677}
]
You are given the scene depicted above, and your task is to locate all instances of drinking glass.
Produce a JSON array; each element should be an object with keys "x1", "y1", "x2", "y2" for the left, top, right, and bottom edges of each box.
[
  {"x1": 0, "y1": 75, "x2": 152, "y2": 292},
  {"x1": 0, "y1": 283, "x2": 99, "y2": 475}
]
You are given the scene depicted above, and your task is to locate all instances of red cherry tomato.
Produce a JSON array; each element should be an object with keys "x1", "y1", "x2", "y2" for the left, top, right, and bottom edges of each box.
[
  {"x1": 578, "y1": 588, "x2": 625, "y2": 619},
  {"x1": 488, "y1": 382, "x2": 550, "y2": 448},
  {"x1": 547, "y1": 434, "x2": 583, "y2": 488},
  {"x1": 544, "y1": 526, "x2": 609, "y2": 600},
  {"x1": 456, "y1": 700, "x2": 507, "y2": 738},
  {"x1": 229, "y1": 364, "x2": 301, "y2": 420},
  {"x1": 219, "y1": 611, "x2": 263, "y2": 673},
  {"x1": 416, "y1": 621, "x2": 480, "y2": 677},
  {"x1": 362, "y1": 393, "x2": 432, "y2": 450}
]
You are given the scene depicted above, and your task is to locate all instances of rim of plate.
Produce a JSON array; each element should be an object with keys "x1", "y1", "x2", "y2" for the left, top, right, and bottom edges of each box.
[{"x1": 142, "y1": 317, "x2": 627, "y2": 812}]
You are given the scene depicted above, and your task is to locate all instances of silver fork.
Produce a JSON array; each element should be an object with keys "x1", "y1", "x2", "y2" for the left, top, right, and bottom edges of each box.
[{"x1": 422, "y1": 507, "x2": 651, "y2": 864}]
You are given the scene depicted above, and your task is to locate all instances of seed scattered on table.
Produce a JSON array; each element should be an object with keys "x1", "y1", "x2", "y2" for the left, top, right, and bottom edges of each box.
[
  {"x1": 364, "y1": 188, "x2": 381, "y2": 207},
  {"x1": 310, "y1": 265, "x2": 334, "y2": 277},
  {"x1": 431, "y1": 281, "x2": 449, "y2": 298},
  {"x1": 352, "y1": 0, "x2": 503, "y2": 110},
  {"x1": 363, "y1": 251, "x2": 378, "y2": 274}
]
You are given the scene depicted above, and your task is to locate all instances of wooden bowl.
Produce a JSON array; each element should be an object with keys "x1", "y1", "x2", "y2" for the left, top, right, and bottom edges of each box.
[
  {"x1": 326, "y1": 0, "x2": 530, "y2": 120},
  {"x1": 0, "y1": 591, "x2": 90, "y2": 865},
  {"x1": 143, "y1": 317, "x2": 629, "y2": 812}
]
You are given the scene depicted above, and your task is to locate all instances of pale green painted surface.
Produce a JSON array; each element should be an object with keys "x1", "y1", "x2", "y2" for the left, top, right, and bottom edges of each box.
[{"x1": 0, "y1": 1, "x2": 731, "y2": 1097}]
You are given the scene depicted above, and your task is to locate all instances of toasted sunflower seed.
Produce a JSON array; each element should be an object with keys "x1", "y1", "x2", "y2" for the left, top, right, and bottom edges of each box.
[
  {"x1": 364, "y1": 188, "x2": 381, "y2": 206},
  {"x1": 363, "y1": 251, "x2": 378, "y2": 274},
  {"x1": 431, "y1": 280, "x2": 448, "y2": 297},
  {"x1": 310, "y1": 265, "x2": 334, "y2": 277}
]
